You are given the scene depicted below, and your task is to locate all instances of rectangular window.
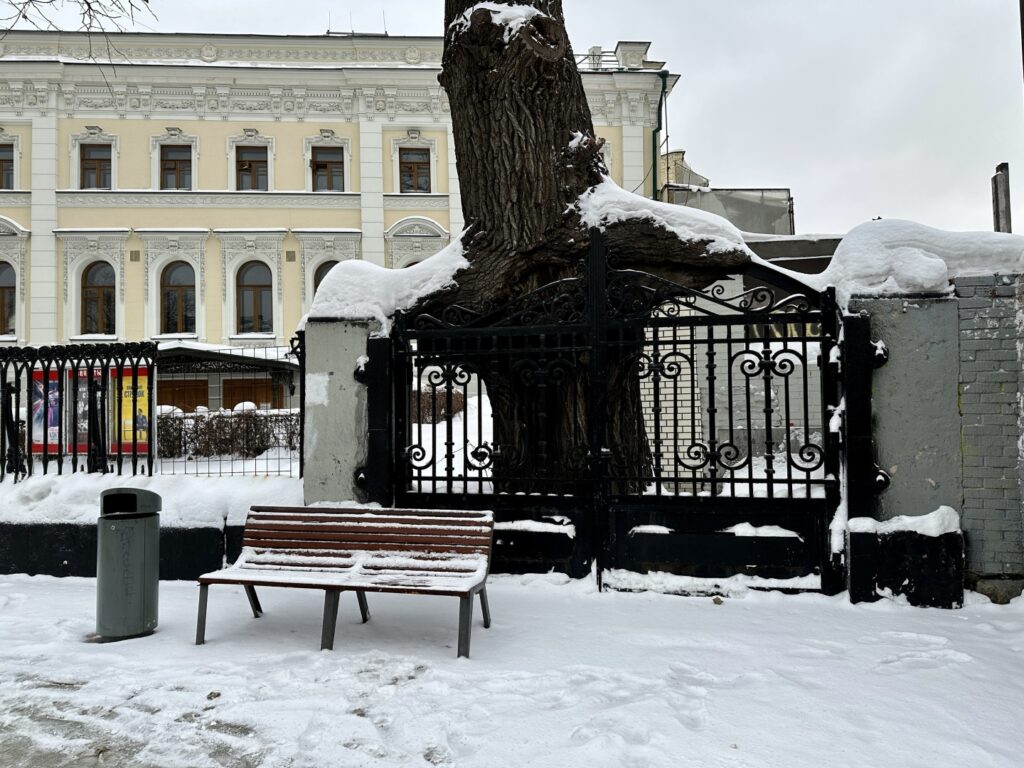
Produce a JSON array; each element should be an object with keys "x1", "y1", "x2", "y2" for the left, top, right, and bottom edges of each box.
[
  {"x1": 236, "y1": 146, "x2": 268, "y2": 191},
  {"x1": 160, "y1": 145, "x2": 192, "y2": 190},
  {"x1": 311, "y1": 147, "x2": 345, "y2": 192},
  {"x1": 399, "y1": 148, "x2": 431, "y2": 193},
  {"x1": 80, "y1": 144, "x2": 112, "y2": 190},
  {"x1": 0, "y1": 144, "x2": 14, "y2": 190}
]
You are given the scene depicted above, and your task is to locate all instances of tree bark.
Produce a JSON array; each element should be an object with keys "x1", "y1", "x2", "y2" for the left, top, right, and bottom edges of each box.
[{"x1": 426, "y1": 0, "x2": 750, "y2": 493}]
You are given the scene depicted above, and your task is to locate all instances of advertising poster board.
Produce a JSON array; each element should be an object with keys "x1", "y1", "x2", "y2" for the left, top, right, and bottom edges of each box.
[{"x1": 110, "y1": 367, "x2": 150, "y2": 454}]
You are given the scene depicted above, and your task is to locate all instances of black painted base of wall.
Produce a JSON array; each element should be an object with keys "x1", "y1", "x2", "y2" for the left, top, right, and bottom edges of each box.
[
  {"x1": 848, "y1": 530, "x2": 964, "y2": 608},
  {"x1": 0, "y1": 523, "x2": 224, "y2": 581}
]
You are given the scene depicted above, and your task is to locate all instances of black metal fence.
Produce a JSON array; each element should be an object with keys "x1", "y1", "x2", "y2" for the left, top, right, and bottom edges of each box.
[
  {"x1": 372, "y1": 231, "x2": 845, "y2": 585},
  {"x1": 391, "y1": 262, "x2": 838, "y2": 503},
  {"x1": 0, "y1": 337, "x2": 304, "y2": 483},
  {"x1": 1, "y1": 342, "x2": 156, "y2": 482},
  {"x1": 155, "y1": 340, "x2": 303, "y2": 477}
]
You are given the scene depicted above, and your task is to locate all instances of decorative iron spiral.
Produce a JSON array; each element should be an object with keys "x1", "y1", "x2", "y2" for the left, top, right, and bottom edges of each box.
[
  {"x1": 788, "y1": 443, "x2": 825, "y2": 472},
  {"x1": 675, "y1": 441, "x2": 711, "y2": 471},
  {"x1": 467, "y1": 442, "x2": 495, "y2": 471}
]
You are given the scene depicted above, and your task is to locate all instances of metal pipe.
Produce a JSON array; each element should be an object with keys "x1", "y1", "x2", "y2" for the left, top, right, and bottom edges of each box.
[{"x1": 652, "y1": 70, "x2": 669, "y2": 201}]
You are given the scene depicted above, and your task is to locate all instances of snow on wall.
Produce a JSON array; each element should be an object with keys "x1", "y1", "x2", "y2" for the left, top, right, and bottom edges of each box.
[
  {"x1": 603, "y1": 569, "x2": 821, "y2": 596},
  {"x1": 720, "y1": 523, "x2": 803, "y2": 541},
  {"x1": 767, "y1": 219, "x2": 1024, "y2": 310},
  {"x1": 847, "y1": 506, "x2": 962, "y2": 538},
  {"x1": 577, "y1": 177, "x2": 752, "y2": 256},
  {"x1": 306, "y1": 237, "x2": 468, "y2": 336}
]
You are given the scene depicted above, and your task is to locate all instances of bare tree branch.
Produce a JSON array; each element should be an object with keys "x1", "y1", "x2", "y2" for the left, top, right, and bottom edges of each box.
[{"x1": 1, "y1": 0, "x2": 152, "y2": 33}]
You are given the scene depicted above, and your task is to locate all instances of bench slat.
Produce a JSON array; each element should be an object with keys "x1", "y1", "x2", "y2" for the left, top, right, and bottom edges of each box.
[
  {"x1": 241, "y1": 542, "x2": 490, "y2": 558},
  {"x1": 243, "y1": 531, "x2": 491, "y2": 549},
  {"x1": 245, "y1": 522, "x2": 492, "y2": 537},
  {"x1": 249, "y1": 512, "x2": 491, "y2": 526},
  {"x1": 250, "y1": 506, "x2": 491, "y2": 521}
]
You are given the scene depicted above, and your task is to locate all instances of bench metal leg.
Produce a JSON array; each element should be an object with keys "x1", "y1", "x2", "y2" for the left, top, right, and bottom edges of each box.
[
  {"x1": 321, "y1": 590, "x2": 341, "y2": 651},
  {"x1": 479, "y1": 587, "x2": 491, "y2": 629},
  {"x1": 457, "y1": 595, "x2": 473, "y2": 659},
  {"x1": 356, "y1": 591, "x2": 370, "y2": 623},
  {"x1": 196, "y1": 584, "x2": 209, "y2": 645},
  {"x1": 244, "y1": 585, "x2": 263, "y2": 618}
]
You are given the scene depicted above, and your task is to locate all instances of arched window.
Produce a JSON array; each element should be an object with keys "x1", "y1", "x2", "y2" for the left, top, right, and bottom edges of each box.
[
  {"x1": 236, "y1": 261, "x2": 272, "y2": 334},
  {"x1": 82, "y1": 262, "x2": 115, "y2": 335},
  {"x1": 313, "y1": 261, "x2": 338, "y2": 295},
  {"x1": 161, "y1": 261, "x2": 196, "y2": 334},
  {"x1": 0, "y1": 262, "x2": 14, "y2": 336}
]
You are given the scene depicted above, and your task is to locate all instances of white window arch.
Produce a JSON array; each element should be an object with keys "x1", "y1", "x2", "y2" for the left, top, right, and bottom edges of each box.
[
  {"x1": 215, "y1": 230, "x2": 286, "y2": 342},
  {"x1": 56, "y1": 229, "x2": 129, "y2": 340},
  {"x1": 137, "y1": 229, "x2": 208, "y2": 339},
  {"x1": 385, "y1": 217, "x2": 449, "y2": 269},
  {"x1": 0, "y1": 215, "x2": 28, "y2": 341},
  {"x1": 293, "y1": 229, "x2": 362, "y2": 306}
]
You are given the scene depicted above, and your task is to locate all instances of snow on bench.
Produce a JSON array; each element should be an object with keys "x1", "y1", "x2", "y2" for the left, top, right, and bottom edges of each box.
[{"x1": 195, "y1": 506, "x2": 494, "y2": 658}]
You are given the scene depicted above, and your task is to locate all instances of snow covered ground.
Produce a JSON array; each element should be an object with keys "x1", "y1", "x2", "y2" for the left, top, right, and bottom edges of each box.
[{"x1": 1, "y1": 574, "x2": 1021, "y2": 768}]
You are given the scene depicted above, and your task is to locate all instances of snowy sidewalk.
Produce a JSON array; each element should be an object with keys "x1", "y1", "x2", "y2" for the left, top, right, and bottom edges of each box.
[{"x1": 0, "y1": 574, "x2": 1021, "y2": 768}]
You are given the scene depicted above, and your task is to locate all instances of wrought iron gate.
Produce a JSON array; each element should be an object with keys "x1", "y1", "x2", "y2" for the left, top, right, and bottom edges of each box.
[{"x1": 379, "y1": 232, "x2": 844, "y2": 589}]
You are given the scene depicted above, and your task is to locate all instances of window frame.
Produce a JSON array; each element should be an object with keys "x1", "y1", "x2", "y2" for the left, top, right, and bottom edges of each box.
[
  {"x1": 0, "y1": 144, "x2": 14, "y2": 191},
  {"x1": 304, "y1": 132, "x2": 352, "y2": 193},
  {"x1": 391, "y1": 135, "x2": 438, "y2": 195},
  {"x1": 398, "y1": 147, "x2": 432, "y2": 194},
  {"x1": 235, "y1": 146, "x2": 269, "y2": 192},
  {"x1": 235, "y1": 260, "x2": 274, "y2": 334},
  {"x1": 69, "y1": 129, "x2": 119, "y2": 190},
  {"x1": 79, "y1": 144, "x2": 113, "y2": 190},
  {"x1": 81, "y1": 261, "x2": 116, "y2": 335},
  {"x1": 228, "y1": 131, "x2": 274, "y2": 192},
  {"x1": 159, "y1": 144, "x2": 193, "y2": 191},
  {"x1": 311, "y1": 147, "x2": 346, "y2": 192},
  {"x1": 159, "y1": 260, "x2": 197, "y2": 335},
  {"x1": 0, "y1": 261, "x2": 16, "y2": 336}
]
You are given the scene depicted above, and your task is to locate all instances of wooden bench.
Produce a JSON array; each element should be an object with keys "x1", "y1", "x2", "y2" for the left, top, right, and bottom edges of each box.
[{"x1": 195, "y1": 505, "x2": 493, "y2": 658}]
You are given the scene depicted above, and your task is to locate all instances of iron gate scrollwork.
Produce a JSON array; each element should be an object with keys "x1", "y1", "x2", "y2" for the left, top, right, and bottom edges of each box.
[{"x1": 389, "y1": 231, "x2": 843, "y2": 588}]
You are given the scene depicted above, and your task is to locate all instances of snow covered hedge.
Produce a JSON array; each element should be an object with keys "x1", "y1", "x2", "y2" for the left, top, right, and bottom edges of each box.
[{"x1": 156, "y1": 411, "x2": 299, "y2": 459}]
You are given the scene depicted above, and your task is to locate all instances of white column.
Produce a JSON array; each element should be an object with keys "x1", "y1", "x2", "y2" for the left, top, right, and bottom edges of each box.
[
  {"x1": 446, "y1": 130, "x2": 464, "y2": 237},
  {"x1": 359, "y1": 121, "x2": 385, "y2": 267},
  {"x1": 29, "y1": 111, "x2": 59, "y2": 344},
  {"x1": 621, "y1": 125, "x2": 647, "y2": 197}
]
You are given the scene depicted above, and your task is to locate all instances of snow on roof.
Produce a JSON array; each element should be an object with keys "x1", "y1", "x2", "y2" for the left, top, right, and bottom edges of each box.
[
  {"x1": 306, "y1": 236, "x2": 469, "y2": 336},
  {"x1": 848, "y1": 506, "x2": 961, "y2": 538},
  {"x1": 157, "y1": 339, "x2": 295, "y2": 363},
  {"x1": 577, "y1": 177, "x2": 752, "y2": 256},
  {"x1": 770, "y1": 219, "x2": 1024, "y2": 309},
  {"x1": 449, "y1": 2, "x2": 548, "y2": 43}
]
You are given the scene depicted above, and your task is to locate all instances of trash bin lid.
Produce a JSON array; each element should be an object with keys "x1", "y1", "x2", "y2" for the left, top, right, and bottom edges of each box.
[{"x1": 100, "y1": 488, "x2": 162, "y2": 516}]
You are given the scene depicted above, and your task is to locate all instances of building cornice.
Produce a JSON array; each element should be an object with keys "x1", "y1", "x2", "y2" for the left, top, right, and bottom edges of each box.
[{"x1": 56, "y1": 190, "x2": 363, "y2": 210}]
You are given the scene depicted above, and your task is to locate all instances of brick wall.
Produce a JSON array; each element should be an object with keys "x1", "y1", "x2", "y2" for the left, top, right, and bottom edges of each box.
[{"x1": 954, "y1": 274, "x2": 1024, "y2": 576}]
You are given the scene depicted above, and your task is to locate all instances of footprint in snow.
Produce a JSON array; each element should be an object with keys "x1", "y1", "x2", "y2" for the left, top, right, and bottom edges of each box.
[
  {"x1": 873, "y1": 648, "x2": 973, "y2": 674},
  {"x1": 858, "y1": 631, "x2": 951, "y2": 648}
]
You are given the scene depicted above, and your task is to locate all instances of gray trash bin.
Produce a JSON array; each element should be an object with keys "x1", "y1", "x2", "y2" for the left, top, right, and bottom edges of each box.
[{"x1": 96, "y1": 488, "x2": 162, "y2": 639}]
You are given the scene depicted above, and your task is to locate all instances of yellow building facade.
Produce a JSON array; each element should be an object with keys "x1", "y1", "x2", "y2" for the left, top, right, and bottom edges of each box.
[{"x1": 0, "y1": 32, "x2": 674, "y2": 347}]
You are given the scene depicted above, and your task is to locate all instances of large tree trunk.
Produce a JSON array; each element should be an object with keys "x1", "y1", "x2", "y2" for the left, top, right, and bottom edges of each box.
[{"x1": 430, "y1": 0, "x2": 749, "y2": 493}]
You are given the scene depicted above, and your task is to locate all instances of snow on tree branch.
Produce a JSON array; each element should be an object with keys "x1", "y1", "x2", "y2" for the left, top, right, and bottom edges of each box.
[
  {"x1": 448, "y1": 2, "x2": 548, "y2": 43},
  {"x1": 576, "y1": 177, "x2": 752, "y2": 256}
]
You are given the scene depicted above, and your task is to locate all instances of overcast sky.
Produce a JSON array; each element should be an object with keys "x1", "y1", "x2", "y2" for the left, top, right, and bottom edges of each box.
[{"x1": 20, "y1": 0, "x2": 1024, "y2": 235}]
